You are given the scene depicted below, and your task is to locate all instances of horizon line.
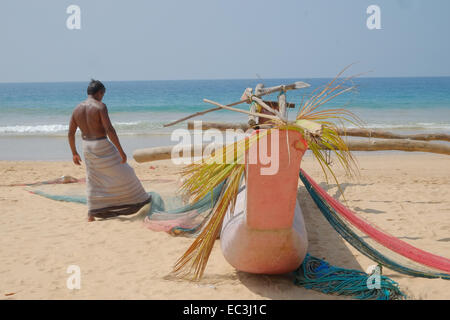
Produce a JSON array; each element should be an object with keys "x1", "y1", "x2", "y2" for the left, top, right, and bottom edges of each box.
[{"x1": 1, "y1": 75, "x2": 450, "y2": 85}]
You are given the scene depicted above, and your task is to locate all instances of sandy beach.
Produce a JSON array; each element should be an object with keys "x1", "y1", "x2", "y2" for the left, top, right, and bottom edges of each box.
[{"x1": 0, "y1": 152, "x2": 449, "y2": 300}]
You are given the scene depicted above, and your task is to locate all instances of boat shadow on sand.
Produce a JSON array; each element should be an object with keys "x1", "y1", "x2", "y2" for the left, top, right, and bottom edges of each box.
[
  {"x1": 235, "y1": 185, "x2": 362, "y2": 300},
  {"x1": 319, "y1": 181, "x2": 386, "y2": 214}
]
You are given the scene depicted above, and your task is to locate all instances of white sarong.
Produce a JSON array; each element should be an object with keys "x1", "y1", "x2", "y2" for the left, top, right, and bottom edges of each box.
[{"x1": 82, "y1": 138, "x2": 151, "y2": 218}]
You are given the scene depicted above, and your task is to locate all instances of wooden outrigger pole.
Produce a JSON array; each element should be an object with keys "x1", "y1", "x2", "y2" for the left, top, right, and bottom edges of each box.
[
  {"x1": 162, "y1": 81, "x2": 310, "y2": 127},
  {"x1": 186, "y1": 121, "x2": 450, "y2": 142},
  {"x1": 133, "y1": 137, "x2": 450, "y2": 163}
]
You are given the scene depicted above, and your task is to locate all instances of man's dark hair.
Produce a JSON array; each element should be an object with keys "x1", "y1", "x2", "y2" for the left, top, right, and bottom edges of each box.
[{"x1": 87, "y1": 79, "x2": 106, "y2": 95}]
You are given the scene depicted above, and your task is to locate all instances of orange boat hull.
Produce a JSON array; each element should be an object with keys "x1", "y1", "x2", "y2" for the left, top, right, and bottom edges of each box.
[{"x1": 220, "y1": 129, "x2": 308, "y2": 274}]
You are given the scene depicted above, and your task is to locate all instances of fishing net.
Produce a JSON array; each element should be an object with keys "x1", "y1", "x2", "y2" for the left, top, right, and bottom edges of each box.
[
  {"x1": 294, "y1": 254, "x2": 405, "y2": 300},
  {"x1": 26, "y1": 176, "x2": 224, "y2": 236},
  {"x1": 299, "y1": 169, "x2": 450, "y2": 279}
]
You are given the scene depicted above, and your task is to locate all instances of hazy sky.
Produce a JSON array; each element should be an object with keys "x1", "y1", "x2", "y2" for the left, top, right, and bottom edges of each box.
[{"x1": 1, "y1": 0, "x2": 449, "y2": 82}]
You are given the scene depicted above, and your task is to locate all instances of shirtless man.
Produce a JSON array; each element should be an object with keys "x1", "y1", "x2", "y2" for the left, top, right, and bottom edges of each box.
[
  {"x1": 68, "y1": 80, "x2": 150, "y2": 222},
  {"x1": 68, "y1": 79, "x2": 126, "y2": 167}
]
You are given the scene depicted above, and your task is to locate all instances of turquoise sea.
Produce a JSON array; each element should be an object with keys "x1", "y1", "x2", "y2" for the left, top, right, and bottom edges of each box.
[{"x1": 0, "y1": 77, "x2": 449, "y2": 160}]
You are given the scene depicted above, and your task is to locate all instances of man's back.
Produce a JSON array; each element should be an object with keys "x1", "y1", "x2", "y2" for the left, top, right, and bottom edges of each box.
[{"x1": 72, "y1": 98, "x2": 107, "y2": 139}]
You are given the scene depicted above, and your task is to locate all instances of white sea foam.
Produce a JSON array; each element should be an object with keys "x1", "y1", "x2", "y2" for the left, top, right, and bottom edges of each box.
[
  {"x1": 0, "y1": 121, "x2": 170, "y2": 136},
  {"x1": 0, "y1": 124, "x2": 69, "y2": 134},
  {"x1": 0, "y1": 121, "x2": 449, "y2": 136}
]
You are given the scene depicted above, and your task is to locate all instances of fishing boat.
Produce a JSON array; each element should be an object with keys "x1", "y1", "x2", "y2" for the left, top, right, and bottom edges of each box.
[
  {"x1": 220, "y1": 121, "x2": 309, "y2": 274},
  {"x1": 169, "y1": 76, "x2": 360, "y2": 280}
]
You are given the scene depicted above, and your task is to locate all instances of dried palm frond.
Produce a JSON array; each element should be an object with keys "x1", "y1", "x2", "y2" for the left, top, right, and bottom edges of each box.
[
  {"x1": 294, "y1": 70, "x2": 364, "y2": 186},
  {"x1": 173, "y1": 164, "x2": 244, "y2": 280}
]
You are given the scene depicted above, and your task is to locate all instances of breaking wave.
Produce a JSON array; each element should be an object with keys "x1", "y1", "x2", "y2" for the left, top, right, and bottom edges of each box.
[{"x1": 0, "y1": 121, "x2": 173, "y2": 136}]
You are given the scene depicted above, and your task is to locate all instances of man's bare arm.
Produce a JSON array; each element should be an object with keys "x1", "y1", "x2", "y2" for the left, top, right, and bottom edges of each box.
[
  {"x1": 68, "y1": 114, "x2": 82, "y2": 165},
  {"x1": 99, "y1": 104, "x2": 127, "y2": 163}
]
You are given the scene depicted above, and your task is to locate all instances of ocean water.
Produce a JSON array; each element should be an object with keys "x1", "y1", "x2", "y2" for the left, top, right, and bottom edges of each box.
[{"x1": 0, "y1": 77, "x2": 449, "y2": 160}]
